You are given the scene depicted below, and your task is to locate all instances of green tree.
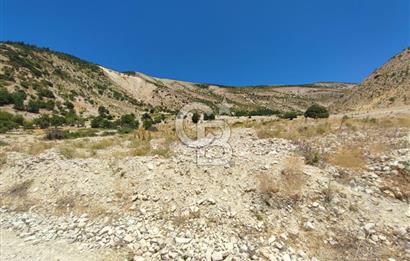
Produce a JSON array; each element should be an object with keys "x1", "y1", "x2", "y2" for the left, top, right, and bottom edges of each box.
[
  {"x1": 304, "y1": 104, "x2": 329, "y2": 119},
  {"x1": 119, "y1": 113, "x2": 138, "y2": 129}
]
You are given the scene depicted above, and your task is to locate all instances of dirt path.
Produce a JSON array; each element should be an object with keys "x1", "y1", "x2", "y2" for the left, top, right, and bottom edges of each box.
[{"x1": 0, "y1": 228, "x2": 125, "y2": 261}]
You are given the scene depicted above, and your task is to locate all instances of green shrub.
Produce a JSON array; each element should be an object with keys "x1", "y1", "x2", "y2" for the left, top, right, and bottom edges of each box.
[
  {"x1": 0, "y1": 111, "x2": 24, "y2": 133},
  {"x1": 50, "y1": 115, "x2": 66, "y2": 127},
  {"x1": 233, "y1": 107, "x2": 281, "y2": 117},
  {"x1": 45, "y1": 128, "x2": 67, "y2": 140},
  {"x1": 153, "y1": 113, "x2": 165, "y2": 124},
  {"x1": 64, "y1": 101, "x2": 75, "y2": 111},
  {"x1": 118, "y1": 128, "x2": 134, "y2": 134},
  {"x1": 27, "y1": 99, "x2": 41, "y2": 113},
  {"x1": 203, "y1": 113, "x2": 215, "y2": 121},
  {"x1": 143, "y1": 119, "x2": 153, "y2": 130},
  {"x1": 280, "y1": 111, "x2": 299, "y2": 120},
  {"x1": 118, "y1": 113, "x2": 138, "y2": 129},
  {"x1": 192, "y1": 112, "x2": 200, "y2": 123},
  {"x1": 0, "y1": 88, "x2": 12, "y2": 105},
  {"x1": 37, "y1": 88, "x2": 55, "y2": 98},
  {"x1": 98, "y1": 106, "x2": 109, "y2": 116},
  {"x1": 33, "y1": 115, "x2": 51, "y2": 129},
  {"x1": 11, "y1": 91, "x2": 26, "y2": 110},
  {"x1": 304, "y1": 104, "x2": 329, "y2": 119}
]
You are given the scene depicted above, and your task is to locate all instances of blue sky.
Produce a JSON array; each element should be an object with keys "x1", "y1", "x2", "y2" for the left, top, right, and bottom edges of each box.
[{"x1": 1, "y1": 0, "x2": 409, "y2": 85}]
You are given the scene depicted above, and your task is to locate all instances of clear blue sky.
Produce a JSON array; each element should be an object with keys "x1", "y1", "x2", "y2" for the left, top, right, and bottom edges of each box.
[{"x1": 1, "y1": 0, "x2": 409, "y2": 85}]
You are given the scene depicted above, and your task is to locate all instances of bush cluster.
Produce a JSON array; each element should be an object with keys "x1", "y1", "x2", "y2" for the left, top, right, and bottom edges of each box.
[
  {"x1": 304, "y1": 104, "x2": 329, "y2": 119},
  {"x1": 233, "y1": 107, "x2": 281, "y2": 117},
  {"x1": 279, "y1": 111, "x2": 300, "y2": 120},
  {"x1": 0, "y1": 111, "x2": 25, "y2": 133},
  {"x1": 33, "y1": 112, "x2": 84, "y2": 129},
  {"x1": 91, "y1": 106, "x2": 139, "y2": 130},
  {"x1": 45, "y1": 128, "x2": 103, "y2": 140},
  {"x1": 0, "y1": 88, "x2": 55, "y2": 112}
]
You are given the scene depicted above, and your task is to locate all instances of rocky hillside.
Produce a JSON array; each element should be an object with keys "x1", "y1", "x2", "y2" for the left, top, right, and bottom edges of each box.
[
  {"x1": 336, "y1": 47, "x2": 410, "y2": 111},
  {"x1": 0, "y1": 42, "x2": 350, "y2": 119}
]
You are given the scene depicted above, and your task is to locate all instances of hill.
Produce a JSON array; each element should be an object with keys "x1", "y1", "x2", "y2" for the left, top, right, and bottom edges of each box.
[
  {"x1": 0, "y1": 42, "x2": 349, "y2": 120},
  {"x1": 336, "y1": 47, "x2": 410, "y2": 111}
]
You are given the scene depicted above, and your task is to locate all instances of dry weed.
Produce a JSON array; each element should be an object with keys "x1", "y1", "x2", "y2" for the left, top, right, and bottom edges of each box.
[
  {"x1": 368, "y1": 143, "x2": 389, "y2": 157},
  {"x1": 258, "y1": 156, "x2": 306, "y2": 207},
  {"x1": 328, "y1": 145, "x2": 366, "y2": 169},
  {"x1": 1, "y1": 179, "x2": 35, "y2": 211},
  {"x1": 0, "y1": 152, "x2": 6, "y2": 166},
  {"x1": 26, "y1": 142, "x2": 53, "y2": 155}
]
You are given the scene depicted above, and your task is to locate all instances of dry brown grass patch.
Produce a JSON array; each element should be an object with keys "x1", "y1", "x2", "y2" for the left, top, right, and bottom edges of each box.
[
  {"x1": 7, "y1": 179, "x2": 33, "y2": 198},
  {"x1": 258, "y1": 156, "x2": 306, "y2": 207},
  {"x1": 328, "y1": 145, "x2": 366, "y2": 169},
  {"x1": 0, "y1": 179, "x2": 35, "y2": 211},
  {"x1": 255, "y1": 119, "x2": 334, "y2": 140},
  {"x1": 26, "y1": 142, "x2": 54, "y2": 155},
  {"x1": 281, "y1": 156, "x2": 306, "y2": 192},
  {"x1": 0, "y1": 152, "x2": 6, "y2": 167},
  {"x1": 368, "y1": 143, "x2": 389, "y2": 157}
]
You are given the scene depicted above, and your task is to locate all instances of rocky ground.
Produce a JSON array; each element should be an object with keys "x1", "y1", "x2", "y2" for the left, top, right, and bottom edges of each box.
[{"x1": 0, "y1": 112, "x2": 409, "y2": 261}]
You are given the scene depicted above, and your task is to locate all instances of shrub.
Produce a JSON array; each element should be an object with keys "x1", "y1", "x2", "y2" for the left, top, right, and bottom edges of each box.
[
  {"x1": 33, "y1": 114, "x2": 51, "y2": 129},
  {"x1": 152, "y1": 113, "x2": 165, "y2": 124},
  {"x1": 118, "y1": 113, "x2": 138, "y2": 129},
  {"x1": 280, "y1": 111, "x2": 299, "y2": 120},
  {"x1": 27, "y1": 99, "x2": 41, "y2": 113},
  {"x1": 45, "y1": 128, "x2": 67, "y2": 140},
  {"x1": 304, "y1": 104, "x2": 329, "y2": 119},
  {"x1": 11, "y1": 91, "x2": 26, "y2": 110},
  {"x1": 50, "y1": 115, "x2": 66, "y2": 127},
  {"x1": 192, "y1": 112, "x2": 200, "y2": 123},
  {"x1": 143, "y1": 119, "x2": 153, "y2": 130},
  {"x1": 297, "y1": 141, "x2": 321, "y2": 165},
  {"x1": 258, "y1": 156, "x2": 306, "y2": 208},
  {"x1": 64, "y1": 112, "x2": 83, "y2": 126},
  {"x1": 64, "y1": 101, "x2": 74, "y2": 111},
  {"x1": 203, "y1": 113, "x2": 215, "y2": 121},
  {"x1": 0, "y1": 88, "x2": 12, "y2": 105},
  {"x1": 36, "y1": 88, "x2": 54, "y2": 98},
  {"x1": 98, "y1": 106, "x2": 109, "y2": 116},
  {"x1": 0, "y1": 111, "x2": 24, "y2": 133}
]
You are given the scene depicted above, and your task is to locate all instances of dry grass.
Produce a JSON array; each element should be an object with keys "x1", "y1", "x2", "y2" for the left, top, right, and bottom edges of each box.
[
  {"x1": 129, "y1": 139, "x2": 151, "y2": 156},
  {"x1": 55, "y1": 194, "x2": 76, "y2": 213},
  {"x1": 327, "y1": 145, "x2": 366, "y2": 169},
  {"x1": 58, "y1": 145, "x2": 77, "y2": 159},
  {"x1": 7, "y1": 179, "x2": 33, "y2": 198},
  {"x1": 281, "y1": 156, "x2": 306, "y2": 192},
  {"x1": 258, "y1": 156, "x2": 306, "y2": 207},
  {"x1": 254, "y1": 119, "x2": 333, "y2": 140},
  {"x1": 26, "y1": 142, "x2": 54, "y2": 155},
  {"x1": 257, "y1": 173, "x2": 279, "y2": 195},
  {"x1": 0, "y1": 152, "x2": 6, "y2": 167},
  {"x1": 368, "y1": 143, "x2": 389, "y2": 157},
  {"x1": 126, "y1": 124, "x2": 176, "y2": 158},
  {"x1": 0, "y1": 179, "x2": 35, "y2": 211},
  {"x1": 90, "y1": 138, "x2": 117, "y2": 150},
  {"x1": 380, "y1": 168, "x2": 410, "y2": 202},
  {"x1": 295, "y1": 141, "x2": 321, "y2": 165}
]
